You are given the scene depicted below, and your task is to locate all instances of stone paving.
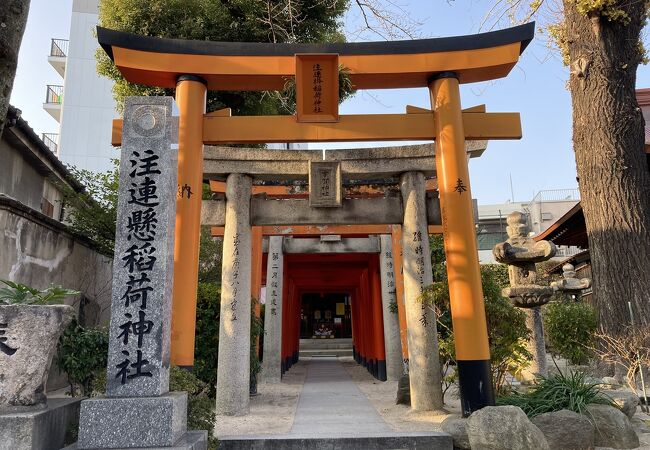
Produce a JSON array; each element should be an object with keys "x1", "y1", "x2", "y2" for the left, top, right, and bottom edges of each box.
[{"x1": 290, "y1": 357, "x2": 391, "y2": 436}]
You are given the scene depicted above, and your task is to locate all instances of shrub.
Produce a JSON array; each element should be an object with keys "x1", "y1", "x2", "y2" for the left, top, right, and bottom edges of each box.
[
  {"x1": 497, "y1": 370, "x2": 612, "y2": 417},
  {"x1": 543, "y1": 301, "x2": 598, "y2": 365},
  {"x1": 169, "y1": 366, "x2": 216, "y2": 446},
  {"x1": 250, "y1": 297, "x2": 264, "y2": 393},
  {"x1": 420, "y1": 264, "x2": 531, "y2": 396},
  {"x1": 194, "y1": 282, "x2": 221, "y2": 395},
  {"x1": 57, "y1": 320, "x2": 109, "y2": 396}
]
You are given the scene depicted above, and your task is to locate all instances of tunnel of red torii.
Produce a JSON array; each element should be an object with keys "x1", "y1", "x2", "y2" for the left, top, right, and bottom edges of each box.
[{"x1": 100, "y1": 22, "x2": 533, "y2": 417}]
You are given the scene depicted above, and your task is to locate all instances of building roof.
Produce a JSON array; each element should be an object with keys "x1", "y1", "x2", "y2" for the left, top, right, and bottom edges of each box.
[
  {"x1": 4, "y1": 105, "x2": 85, "y2": 192},
  {"x1": 534, "y1": 202, "x2": 588, "y2": 248}
]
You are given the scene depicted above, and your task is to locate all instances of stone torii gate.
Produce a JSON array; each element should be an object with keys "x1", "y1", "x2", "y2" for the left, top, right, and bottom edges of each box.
[
  {"x1": 100, "y1": 23, "x2": 533, "y2": 419},
  {"x1": 201, "y1": 144, "x2": 483, "y2": 415}
]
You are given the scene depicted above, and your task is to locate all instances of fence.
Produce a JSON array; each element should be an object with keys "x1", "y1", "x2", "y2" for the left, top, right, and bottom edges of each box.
[
  {"x1": 45, "y1": 85, "x2": 64, "y2": 104},
  {"x1": 50, "y1": 39, "x2": 69, "y2": 58},
  {"x1": 42, "y1": 133, "x2": 58, "y2": 153}
]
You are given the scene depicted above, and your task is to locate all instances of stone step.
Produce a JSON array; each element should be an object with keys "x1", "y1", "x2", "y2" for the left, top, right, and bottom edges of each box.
[
  {"x1": 299, "y1": 338, "x2": 353, "y2": 350},
  {"x1": 218, "y1": 432, "x2": 453, "y2": 450},
  {"x1": 299, "y1": 349, "x2": 353, "y2": 357}
]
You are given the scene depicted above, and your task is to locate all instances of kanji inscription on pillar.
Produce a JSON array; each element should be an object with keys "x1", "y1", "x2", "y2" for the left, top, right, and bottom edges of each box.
[
  {"x1": 295, "y1": 53, "x2": 339, "y2": 123},
  {"x1": 308, "y1": 161, "x2": 342, "y2": 207},
  {"x1": 106, "y1": 97, "x2": 177, "y2": 397}
]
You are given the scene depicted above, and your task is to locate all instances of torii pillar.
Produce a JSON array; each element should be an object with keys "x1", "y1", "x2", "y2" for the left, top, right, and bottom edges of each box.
[{"x1": 431, "y1": 73, "x2": 495, "y2": 415}]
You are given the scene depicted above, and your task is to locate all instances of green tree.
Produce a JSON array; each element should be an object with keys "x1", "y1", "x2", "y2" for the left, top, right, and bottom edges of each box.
[
  {"x1": 96, "y1": 0, "x2": 349, "y2": 113},
  {"x1": 57, "y1": 160, "x2": 119, "y2": 256},
  {"x1": 489, "y1": 0, "x2": 650, "y2": 336}
]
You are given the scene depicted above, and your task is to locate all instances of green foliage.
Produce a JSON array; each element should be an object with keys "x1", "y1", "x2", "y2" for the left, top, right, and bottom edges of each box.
[
  {"x1": 193, "y1": 282, "x2": 221, "y2": 394},
  {"x1": 543, "y1": 301, "x2": 598, "y2": 365},
  {"x1": 97, "y1": 0, "x2": 349, "y2": 113},
  {"x1": 481, "y1": 264, "x2": 510, "y2": 290},
  {"x1": 572, "y1": 0, "x2": 630, "y2": 24},
  {"x1": 250, "y1": 297, "x2": 264, "y2": 382},
  {"x1": 57, "y1": 320, "x2": 109, "y2": 396},
  {"x1": 421, "y1": 240, "x2": 530, "y2": 395},
  {"x1": 57, "y1": 159, "x2": 119, "y2": 255},
  {"x1": 429, "y1": 235, "x2": 446, "y2": 282},
  {"x1": 0, "y1": 280, "x2": 80, "y2": 305},
  {"x1": 497, "y1": 370, "x2": 612, "y2": 417},
  {"x1": 199, "y1": 227, "x2": 222, "y2": 284},
  {"x1": 169, "y1": 366, "x2": 218, "y2": 449}
]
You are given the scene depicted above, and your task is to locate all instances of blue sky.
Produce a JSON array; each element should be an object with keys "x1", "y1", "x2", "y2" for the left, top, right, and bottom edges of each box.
[{"x1": 11, "y1": 0, "x2": 650, "y2": 205}]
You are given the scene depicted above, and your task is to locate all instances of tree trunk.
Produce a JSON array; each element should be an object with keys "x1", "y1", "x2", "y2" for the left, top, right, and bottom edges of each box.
[
  {"x1": 563, "y1": 1, "x2": 650, "y2": 334},
  {"x1": 0, "y1": 0, "x2": 31, "y2": 137}
]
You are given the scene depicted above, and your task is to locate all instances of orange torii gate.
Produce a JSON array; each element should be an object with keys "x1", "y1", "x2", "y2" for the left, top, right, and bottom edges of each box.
[{"x1": 101, "y1": 22, "x2": 533, "y2": 416}]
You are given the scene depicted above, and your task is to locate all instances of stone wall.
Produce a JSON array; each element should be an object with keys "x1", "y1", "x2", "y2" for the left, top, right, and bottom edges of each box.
[{"x1": 0, "y1": 195, "x2": 113, "y2": 390}]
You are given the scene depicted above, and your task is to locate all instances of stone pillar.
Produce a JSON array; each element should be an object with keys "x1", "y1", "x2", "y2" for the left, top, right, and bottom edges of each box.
[
  {"x1": 216, "y1": 173, "x2": 253, "y2": 416},
  {"x1": 76, "y1": 97, "x2": 206, "y2": 448},
  {"x1": 524, "y1": 307, "x2": 547, "y2": 378},
  {"x1": 262, "y1": 236, "x2": 284, "y2": 383},
  {"x1": 400, "y1": 171, "x2": 444, "y2": 411},
  {"x1": 379, "y1": 235, "x2": 403, "y2": 382}
]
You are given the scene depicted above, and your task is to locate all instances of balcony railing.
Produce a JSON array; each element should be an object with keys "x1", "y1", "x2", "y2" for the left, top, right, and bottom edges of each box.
[
  {"x1": 50, "y1": 39, "x2": 69, "y2": 58},
  {"x1": 42, "y1": 133, "x2": 58, "y2": 153},
  {"x1": 45, "y1": 85, "x2": 63, "y2": 104}
]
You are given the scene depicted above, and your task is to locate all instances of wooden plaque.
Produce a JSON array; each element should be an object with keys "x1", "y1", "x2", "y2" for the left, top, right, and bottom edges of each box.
[{"x1": 295, "y1": 54, "x2": 339, "y2": 123}]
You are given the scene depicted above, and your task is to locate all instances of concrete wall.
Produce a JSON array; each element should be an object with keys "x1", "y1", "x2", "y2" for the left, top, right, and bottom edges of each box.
[
  {"x1": 0, "y1": 197, "x2": 113, "y2": 390},
  {"x1": 0, "y1": 139, "x2": 46, "y2": 213}
]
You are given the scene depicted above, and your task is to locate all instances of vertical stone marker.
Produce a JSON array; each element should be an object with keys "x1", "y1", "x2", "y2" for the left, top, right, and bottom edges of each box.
[
  {"x1": 216, "y1": 173, "x2": 253, "y2": 416},
  {"x1": 379, "y1": 235, "x2": 402, "y2": 382},
  {"x1": 76, "y1": 97, "x2": 204, "y2": 449},
  {"x1": 400, "y1": 171, "x2": 444, "y2": 412},
  {"x1": 262, "y1": 236, "x2": 284, "y2": 383}
]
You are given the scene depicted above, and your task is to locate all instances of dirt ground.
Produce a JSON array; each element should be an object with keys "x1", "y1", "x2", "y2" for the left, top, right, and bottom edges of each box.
[{"x1": 214, "y1": 359, "x2": 308, "y2": 438}]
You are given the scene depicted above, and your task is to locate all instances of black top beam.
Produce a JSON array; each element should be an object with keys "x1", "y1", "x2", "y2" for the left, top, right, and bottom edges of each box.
[{"x1": 97, "y1": 22, "x2": 534, "y2": 62}]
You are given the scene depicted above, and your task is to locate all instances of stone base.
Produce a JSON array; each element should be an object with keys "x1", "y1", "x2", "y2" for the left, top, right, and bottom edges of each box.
[
  {"x1": 218, "y1": 432, "x2": 452, "y2": 450},
  {"x1": 64, "y1": 431, "x2": 208, "y2": 450},
  {"x1": 76, "y1": 392, "x2": 188, "y2": 449},
  {"x1": 0, "y1": 397, "x2": 82, "y2": 450}
]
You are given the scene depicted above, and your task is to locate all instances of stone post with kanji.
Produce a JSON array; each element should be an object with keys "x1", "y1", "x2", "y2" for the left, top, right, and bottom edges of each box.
[
  {"x1": 400, "y1": 171, "x2": 444, "y2": 411},
  {"x1": 216, "y1": 173, "x2": 253, "y2": 416},
  {"x1": 262, "y1": 236, "x2": 284, "y2": 383},
  {"x1": 75, "y1": 97, "x2": 206, "y2": 449},
  {"x1": 379, "y1": 235, "x2": 403, "y2": 382}
]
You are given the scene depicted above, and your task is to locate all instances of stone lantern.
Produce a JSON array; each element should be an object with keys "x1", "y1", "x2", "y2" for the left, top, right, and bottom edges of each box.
[
  {"x1": 551, "y1": 263, "x2": 591, "y2": 299},
  {"x1": 493, "y1": 211, "x2": 557, "y2": 378}
]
